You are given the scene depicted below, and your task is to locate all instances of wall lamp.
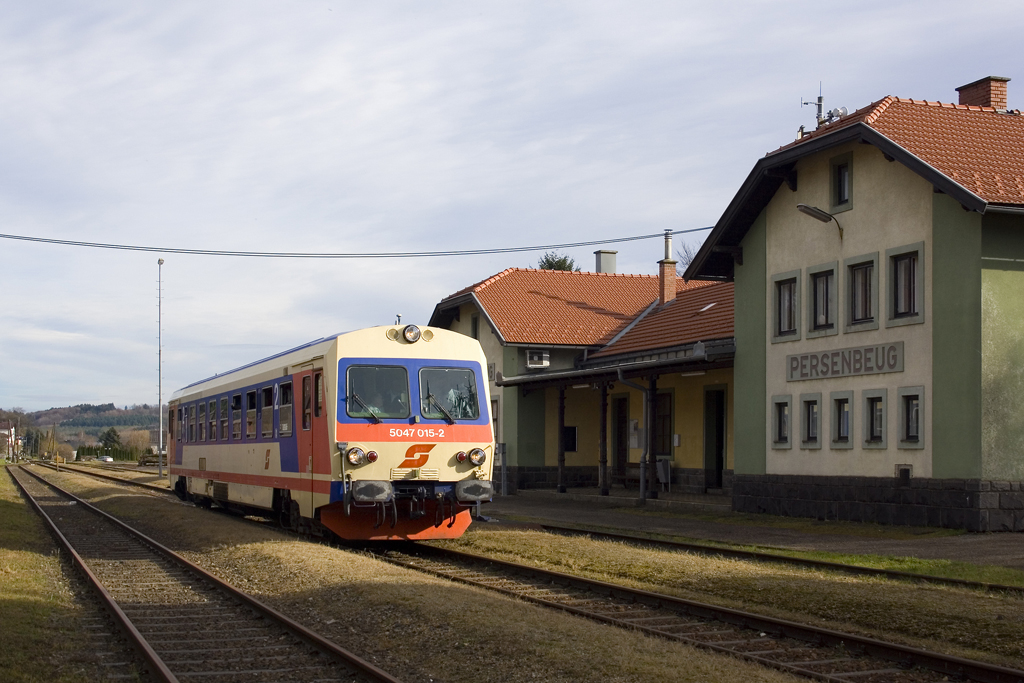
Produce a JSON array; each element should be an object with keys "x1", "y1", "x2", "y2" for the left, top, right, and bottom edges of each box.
[{"x1": 796, "y1": 204, "x2": 843, "y2": 240}]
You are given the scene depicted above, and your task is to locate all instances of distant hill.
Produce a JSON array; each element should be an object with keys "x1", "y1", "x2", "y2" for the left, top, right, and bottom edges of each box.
[{"x1": 25, "y1": 403, "x2": 162, "y2": 443}]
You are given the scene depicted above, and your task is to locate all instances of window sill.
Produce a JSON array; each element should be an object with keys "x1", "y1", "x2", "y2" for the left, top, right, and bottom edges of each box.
[
  {"x1": 885, "y1": 313, "x2": 924, "y2": 328},
  {"x1": 771, "y1": 440, "x2": 792, "y2": 450},
  {"x1": 830, "y1": 439, "x2": 853, "y2": 450},
  {"x1": 843, "y1": 319, "x2": 879, "y2": 334}
]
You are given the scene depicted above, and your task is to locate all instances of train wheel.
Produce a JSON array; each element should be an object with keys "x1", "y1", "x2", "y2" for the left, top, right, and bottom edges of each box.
[
  {"x1": 174, "y1": 479, "x2": 187, "y2": 501},
  {"x1": 283, "y1": 500, "x2": 301, "y2": 530}
]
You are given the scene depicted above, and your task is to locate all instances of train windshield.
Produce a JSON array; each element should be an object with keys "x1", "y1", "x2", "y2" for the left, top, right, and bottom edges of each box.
[
  {"x1": 419, "y1": 367, "x2": 479, "y2": 421},
  {"x1": 346, "y1": 366, "x2": 410, "y2": 419}
]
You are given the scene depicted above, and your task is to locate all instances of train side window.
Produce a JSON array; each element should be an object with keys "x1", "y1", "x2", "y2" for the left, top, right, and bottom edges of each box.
[
  {"x1": 279, "y1": 382, "x2": 293, "y2": 437},
  {"x1": 219, "y1": 397, "x2": 228, "y2": 441},
  {"x1": 302, "y1": 376, "x2": 312, "y2": 430},
  {"x1": 176, "y1": 407, "x2": 183, "y2": 442},
  {"x1": 188, "y1": 404, "x2": 196, "y2": 442},
  {"x1": 261, "y1": 386, "x2": 274, "y2": 438},
  {"x1": 208, "y1": 400, "x2": 217, "y2": 441},
  {"x1": 231, "y1": 394, "x2": 242, "y2": 440},
  {"x1": 314, "y1": 372, "x2": 323, "y2": 418},
  {"x1": 198, "y1": 402, "x2": 206, "y2": 441},
  {"x1": 246, "y1": 390, "x2": 257, "y2": 439}
]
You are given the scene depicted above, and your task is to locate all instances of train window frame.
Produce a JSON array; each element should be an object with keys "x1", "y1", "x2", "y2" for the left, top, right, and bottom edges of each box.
[
  {"x1": 176, "y1": 407, "x2": 183, "y2": 442},
  {"x1": 219, "y1": 397, "x2": 229, "y2": 442},
  {"x1": 231, "y1": 394, "x2": 242, "y2": 440},
  {"x1": 346, "y1": 365, "x2": 410, "y2": 420},
  {"x1": 279, "y1": 381, "x2": 293, "y2": 437},
  {"x1": 315, "y1": 372, "x2": 324, "y2": 419},
  {"x1": 260, "y1": 386, "x2": 274, "y2": 438},
  {"x1": 208, "y1": 400, "x2": 217, "y2": 441},
  {"x1": 198, "y1": 401, "x2": 206, "y2": 442},
  {"x1": 188, "y1": 404, "x2": 196, "y2": 442},
  {"x1": 419, "y1": 366, "x2": 480, "y2": 421},
  {"x1": 302, "y1": 376, "x2": 312, "y2": 430},
  {"x1": 246, "y1": 390, "x2": 257, "y2": 439}
]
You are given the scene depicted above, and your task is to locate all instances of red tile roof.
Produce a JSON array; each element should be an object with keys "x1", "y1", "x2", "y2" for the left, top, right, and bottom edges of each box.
[
  {"x1": 438, "y1": 268, "x2": 717, "y2": 347},
  {"x1": 777, "y1": 97, "x2": 1024, "y2": 205},
  {"x1": 590, "y1": 281, "x2": 734, "y2": 358}
]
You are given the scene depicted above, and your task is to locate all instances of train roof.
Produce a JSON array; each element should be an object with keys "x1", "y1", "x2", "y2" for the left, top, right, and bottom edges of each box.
[{"x1": 172, "y1": 332, "x2": 346, "y2": 397}]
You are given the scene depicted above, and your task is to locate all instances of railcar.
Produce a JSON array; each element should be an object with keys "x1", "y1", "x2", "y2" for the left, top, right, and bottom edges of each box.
[{"x1": 167, "y1": 324, "x2": 494, "y2": 540}]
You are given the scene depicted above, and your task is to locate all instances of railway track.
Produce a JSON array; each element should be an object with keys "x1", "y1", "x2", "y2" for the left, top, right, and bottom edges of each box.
[
  {"x1": 530, "y1": 522, "x2": 1024, "y2": 595},
  {"x1": 375, "y1": 543, "x2": 1024, "y2": 683},
  {"x1": 10, "y1": 465, "x2": 403, "y2": 683},
  {"x1": 43, "y1": 459, "x2": 1024, "y2": 597}
]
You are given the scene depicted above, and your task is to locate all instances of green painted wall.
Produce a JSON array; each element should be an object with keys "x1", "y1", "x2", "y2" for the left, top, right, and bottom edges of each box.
[
  {"x1": 516, "y1": 386, "x2": 547, "y2": 467},
  {"x1": 981, "y1": 212, "x2": 1024, "y2": 480},
  {"x1": 931, "y1": 193, "x2": 982, "y2": 478},
  {"x1": 733, "y1": 211, "x2": 768, "y2": 474}
]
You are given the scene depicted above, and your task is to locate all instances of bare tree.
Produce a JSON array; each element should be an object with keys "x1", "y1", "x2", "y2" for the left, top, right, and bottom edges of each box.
[{"x1": 675, "y1": 241, "x2": 701, "y2": 275}]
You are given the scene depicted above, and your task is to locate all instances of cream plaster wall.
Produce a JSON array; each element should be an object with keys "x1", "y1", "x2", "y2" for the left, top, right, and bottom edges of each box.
[{"x1": 764, "y1": 142, "x2": 934, "y2": 478}]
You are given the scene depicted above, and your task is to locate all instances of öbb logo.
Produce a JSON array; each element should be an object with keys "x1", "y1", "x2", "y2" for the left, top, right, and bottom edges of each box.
[{"x1": 398, "y1": 444, "x2": 435, "y2": 468}]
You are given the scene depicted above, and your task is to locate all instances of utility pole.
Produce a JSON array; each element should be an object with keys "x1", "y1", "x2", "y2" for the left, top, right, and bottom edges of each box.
[{"x1": 158, "y1": 258, "x2": 164, "y2": 479}]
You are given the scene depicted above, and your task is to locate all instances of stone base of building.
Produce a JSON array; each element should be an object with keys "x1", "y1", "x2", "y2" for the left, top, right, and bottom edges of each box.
[
  {"x1": 493, "y1": 465, "x2": 733, "y2": 497},
  {"x1": 732, "y1": 474, "x2": 1024, "y2": 532}
]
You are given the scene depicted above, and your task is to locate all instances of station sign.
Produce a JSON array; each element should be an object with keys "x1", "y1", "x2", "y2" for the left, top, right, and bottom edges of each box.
[{"x1": 786, "y1": 341, "x2": 903, "y2": 382}]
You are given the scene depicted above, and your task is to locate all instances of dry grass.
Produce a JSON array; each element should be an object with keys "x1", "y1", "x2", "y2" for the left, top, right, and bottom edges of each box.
[
  {"x1": 0, "y1": 467, "x2": 128, "y2": 683},
  {"x1": 41, "y1": 468, "x2": 803, "y2": 683},
  {"x1": 439, "y1": 527, "x2": 1024, "y2": 669}
]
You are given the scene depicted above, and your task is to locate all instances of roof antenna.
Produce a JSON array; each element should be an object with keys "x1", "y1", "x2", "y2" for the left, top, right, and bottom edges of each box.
[
  {"x1": 801, "y1": 83, "x2": 848, "y2": 129},
  {"x1": 395, "y1": 313, "x2": 402, "y2": 324},
  {"x1": 801, "y1": 82, "x2": 824, "y2": 127}
]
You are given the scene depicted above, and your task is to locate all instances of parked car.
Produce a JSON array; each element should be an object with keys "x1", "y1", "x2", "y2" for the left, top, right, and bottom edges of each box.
[{"x1": 98, "y1": 455, "x2": 114, "y2": 463}]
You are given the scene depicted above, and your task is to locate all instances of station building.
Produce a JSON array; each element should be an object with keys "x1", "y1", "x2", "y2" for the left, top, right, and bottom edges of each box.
[
  {"x1": 429, "y1": 247, "x2": 735, "y2": 495},
  {"x1": 686, "y1": 76, "x2": 1024, "y2": 531}
]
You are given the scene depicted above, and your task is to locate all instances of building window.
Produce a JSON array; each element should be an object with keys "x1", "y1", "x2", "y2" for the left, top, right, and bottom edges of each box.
[
  {"x1": 561, "y1": 426, "x2": 578, "y2": 452},
  {"x1": 806, "y1": 261, "x2": 838, "y2": 339},
  {"x1": 862, "y1": 389, "x2": 887, "y2": 449},
  {"x1": 279, "y1": 382, "x2": 293, "y2": 437},
  {"x1": 830, "y1": 391, "x2": 853, "y2": 449},
  {"x1": 830, "y1": 152, "x2": 853, "y2": 213},
  {"x1": 844, "y1": 253, "x2": 879, "y2": 332},
  {"x1": 471, "y1": 314, "x2": 479, "y2": 340},
  {"x1": 246, "y1": 390, "x2": 257, "y2": 439},
  {"x1": 771, "y1": 270, "x2": 801, "y2": 343},
  {"x1": 886, "y1": 242, "x2": 925, "y2": 328},
  {"x1": 800, "y1": 393, "x2": 822, "y2": 449},
  {"x1": 897, "y1": 386, "x2": 925, "y2": 449},
  {"x1": 771, "y1": 395, "x2": 792, "y2": 449}
]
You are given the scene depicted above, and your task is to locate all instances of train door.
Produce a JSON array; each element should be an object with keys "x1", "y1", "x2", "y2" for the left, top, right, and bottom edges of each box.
[
  {"x1": 296, "y1": 370, "x2": 315, "y2": 516},
  {"x1": 310, "y1": 369, "x2": 329, "y2": 495}
]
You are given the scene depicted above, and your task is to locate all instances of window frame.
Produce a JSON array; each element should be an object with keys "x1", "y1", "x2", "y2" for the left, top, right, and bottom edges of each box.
[
  {"x1": 806, "y1": 261, "x2": 838, "y2": 339},
  {"x1": 799, "y1": 392, "x2": 822, "y2": 450},
  {"x1": 231, "y1": 394, "x2": 242, "y2": 440},
  {"x1": 885, "y1": 242, "x2": 925, "y2": 328},
  {"x1": 245, "y1": 390, "x2": 257, "y2": 439},
  {"x1": 771, "y1": 270, "x2": 802, "y2": 344},
  {"x1": 279, "y1": 381, "x2": 293, "y2": 437},
  {"x1": 829, "y1": 390, "x2": 854, "y2": 450},
  {"x1": 198, "y1": 401, "x2": 206, "y2": 442},
  {"x1": 219, "y1": 397, "x2": 229, "y2": 442},
  {"x1": 208, "y1": 400, "x2": 217, "y2": 441},
  {"x1": 561, "y1": 425, "x2": 578, "y2": 453},
  {"x1": 260, "y1": 386, "x2": 274, "y2": 438},
  {"x1": 176, "y1": 407, "x2": 183, "y2": 442},
  {"x1": 844, "y1": 252, "x2": 879, "y2": 333},
  {"x1": 862, "y1": 388, "x2": 888, "y2": 449},
  {"x1": 653, "y1": 391, "x2": 673, "y2": 457},
  {"x1": 896, "y1": 386, "x2": 925, "y2": 450},
  {"x1": 830, "y1": 152, "x2": 853, "y2": 214},
  {"x1": 771, "y1": 394, "x2": 792, "y2": 449}
]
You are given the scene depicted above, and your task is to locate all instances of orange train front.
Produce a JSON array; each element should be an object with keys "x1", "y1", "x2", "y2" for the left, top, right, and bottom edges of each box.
[{"x1": 168, "y1": 325, "x2": 495, "y2": 540}]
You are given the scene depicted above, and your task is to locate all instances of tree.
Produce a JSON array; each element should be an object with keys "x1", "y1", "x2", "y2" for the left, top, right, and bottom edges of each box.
[
  {"x1": 123, "y1": 430, "x2": 151, "y2": 456},
  {"x1": 99, "y1": 427, "x2": 121, "y2": 449},
  {"x1": 675, "y1": 241, "x2": 701, "y2": 275},
  {"x1": 537, "y1": 251, "x2": 580, "y2": 271}
]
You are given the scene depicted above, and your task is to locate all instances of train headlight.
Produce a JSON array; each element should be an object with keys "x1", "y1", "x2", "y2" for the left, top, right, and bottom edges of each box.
[
  {"x1": 469, "y1": 448, "x2": 487, "y2": 466},
  {"x1": 455, "y1": 451, "x2": 468, "y2": 463},
  {"x1": 347, "y1": 447, "x2": 366, "y2": 465},
  {"x1": 366, "y1": 450, "x2": 379, "y2": 463},
  {"x1": 402, "y1": 325, "x2": 421, "y2": 343}
]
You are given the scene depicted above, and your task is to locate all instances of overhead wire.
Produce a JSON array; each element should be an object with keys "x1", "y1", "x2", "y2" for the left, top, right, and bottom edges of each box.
[{"x1": 0, "y1": 226, "x2": 712, "y2": 259}]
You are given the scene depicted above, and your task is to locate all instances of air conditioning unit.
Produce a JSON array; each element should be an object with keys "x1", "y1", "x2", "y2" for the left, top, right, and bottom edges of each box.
[{"x1": 526, "y1": 349, "x2": 550, "y2": 369}]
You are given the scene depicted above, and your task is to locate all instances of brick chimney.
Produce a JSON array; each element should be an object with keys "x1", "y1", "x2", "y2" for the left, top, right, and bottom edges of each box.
[
  {"x1": 658, "y1": 230, "x2": 677, "y2": 305},
  {"x1": 956, "y1": 76, "x2": 1010, "y2": 110}
]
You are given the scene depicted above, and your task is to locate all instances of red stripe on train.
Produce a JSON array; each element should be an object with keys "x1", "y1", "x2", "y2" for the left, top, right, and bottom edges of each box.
[{"x1": 169, "y1": 468, "x2": 332, "y2": 494}]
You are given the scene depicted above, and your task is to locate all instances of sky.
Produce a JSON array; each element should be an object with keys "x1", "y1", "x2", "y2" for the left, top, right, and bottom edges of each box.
[{"x1": 1, "y1": 1, "x2": 1022, "y2": 412}]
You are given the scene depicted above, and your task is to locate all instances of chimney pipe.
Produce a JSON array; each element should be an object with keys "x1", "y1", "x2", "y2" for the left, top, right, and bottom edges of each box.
[
  {"x1": 594, "y1": 250, "x2": 617, "y2": 274},
  {"x1": 658, "y1": 230, "x2": 677, "y2": 306},
  {"x1": 956, "y1": 76, "x2": 1010, "y2": 110}
]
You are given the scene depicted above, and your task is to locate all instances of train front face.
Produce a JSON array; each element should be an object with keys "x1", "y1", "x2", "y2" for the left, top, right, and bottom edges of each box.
[{"x1": 321, "y1": 325, "x2": 495, "y2": 540}]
